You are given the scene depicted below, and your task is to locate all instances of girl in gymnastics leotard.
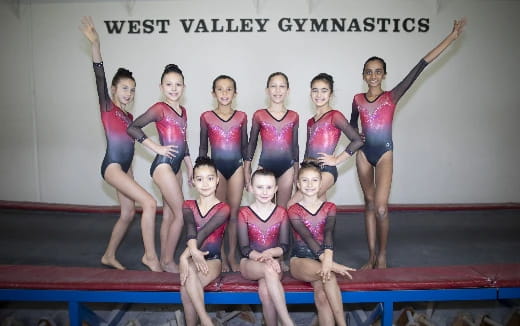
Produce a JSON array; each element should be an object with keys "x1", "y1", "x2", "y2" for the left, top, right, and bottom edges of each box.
[
  {"x1": 289, "y1": 73, "x2": 363, "y2": 206},
  {"x1": 80, "y1": 17, "x2": 161, "y2": 272},
  {"x1": 238, "y1": 169, "x2": 294, "y2": 326},
  {"x1": 288, "y1": 159, "x2": 355, "y2": 326},
  {"x1": 127, "y1": 64, "x2": 193, "y2": 273},
  {"x1": 244, "y1": 72, "x2": 299, "y2": 208},
  {"x1": 199, "y1": 75, "x2": 248, "y2": 272},
  {"x1": 350, "y1": 18, "x2": 466, "y2": 269},
  {"x1": 179, "y1": 157, "x2": 230, "y2": 326}
]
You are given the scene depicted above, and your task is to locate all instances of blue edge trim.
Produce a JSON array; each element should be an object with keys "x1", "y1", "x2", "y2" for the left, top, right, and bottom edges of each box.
[{"x1": 1, "y1": 287, "x2": 519, "y2": 326}]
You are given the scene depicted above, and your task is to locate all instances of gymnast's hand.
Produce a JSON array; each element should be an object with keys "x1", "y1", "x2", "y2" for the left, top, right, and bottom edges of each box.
[
  {"x1": 157, "y1": 144, "x2": 178, "y2": 158},
  {"x1": 332, "y1": 262, "x2": 355, "y2": 280},
  {"x1": 317, "y1": 152, "x2": 339, "y2": 167},
  {"x1": 80, "y1": 16, "x2": 99, "y2": 45},
  {"x1": 190, "y1": 247, "x2": 209, "y2": 275}
]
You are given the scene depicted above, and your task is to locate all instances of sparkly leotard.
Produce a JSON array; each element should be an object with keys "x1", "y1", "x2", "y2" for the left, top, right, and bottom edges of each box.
[
  {"x1": 350, "y1": 59, "x2": 428, "y2": 166},
  {"x1": 246, "y1": 109, "x2": 299, "y2": 178},
  {"x1": 183, "y1": 200, "x2": 230, "y2": 260},
  {"x1": 288, "y1": 202, "x2": 336, "y2": 260},
  {"x1": 93, "y1": 62, "x2": 135, "y2": 178},
  {"x1": 199, "y1": 110, "x2": 248, "y2": 180},
  {"x1": 305, "y1": 110, "x2": 363, "y2": 182},
  {"x1": 237, "y1": 205, "x2": 290, "y2": 258},
  {"x1": 127, "y1": 102, "x2": 190, "y2": 175}
]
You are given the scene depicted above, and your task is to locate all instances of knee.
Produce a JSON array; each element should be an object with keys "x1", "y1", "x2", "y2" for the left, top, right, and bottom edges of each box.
[
  {"x1": 365, "y1": 199, "x2": 375, "y2": 212},
  {"x1": 120, "y1": 207, "x2": 136, "y2": 222},
  {"x1": 263, "y1": 266, "x2": 279, "y2": 280},
  {"x1": 375, "y1": 205, "x2": 388, "y2": 219}
]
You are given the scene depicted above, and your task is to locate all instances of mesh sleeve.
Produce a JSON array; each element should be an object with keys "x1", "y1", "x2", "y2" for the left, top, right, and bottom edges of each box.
[
  {"x1": 245, "y1": 112, "x2": 260, "y2": 161},
  {"x1": 322, "y1": 205, "x2": 336, "y2": 250},
  {"x1": 332, "y1": 111, "x2": 363, "y2": 155},
  {"x1": 292, "y1": 115, "x2": 299, "y2": 162},
  {"x1": 127, "y1": 105, "x2": 163, "y2": 142},
  {"x1": 183, "y1": 206, "x2": 197, "y2": 241},
  {"x1": 289, "y1": 211, "x2": 324, "y2": 258},
  {"x1": 93, "y1": 62, "x2": 112, "y2": 113},
  {"x1": 198, "y1": 115, "x2": 209, "y2": 157},
  {"x1": 237, "y1": 210, "x2": 253, "y2": 258},
  {"x1": 390, "y1": 59, "x2": 429, "y2": 104},
  {"x1": 241, "y1": 114, "x2": 249, "y2": 161},
  {"x1": 195, "y1": 204, "x2": 230, "y2": 247},
  {"x1": 278, "y1": 212, "x2": 290, "y2": 255},
  {"x1": 349, "y1": 99, "x2": 360, "y2": 130},
  {"x1": 304, "y1": 122, "x2": 311, "y2": 158}
]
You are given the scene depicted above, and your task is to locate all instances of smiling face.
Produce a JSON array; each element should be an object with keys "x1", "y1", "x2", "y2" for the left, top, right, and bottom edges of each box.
[
  {"x1": 111, "y1": 78, "x2": 136, "y2": 107},
  {"x1": 212, "y1": 77, "x2": 236, "y2": 107},
  {"x1": 192, "y1": 164, "x2": 219, "y2": 198},
  {"x1": 251, "y1": 173, "x2": 278, "y2": 204},
  {"x1": 160, "y1": 72, "x2": 185, "y2": 104},
  {"x1": 310, "y1": 79, "x2": 332, "y2": 109},
  {"x1": 363, "y1": 59, "x2": 386, "y2": 88},
  {"x1": 266, "y1": 74, "x2": 289, "y2": 105},
  {"x1": 297, "y1": 167, "x2": 322, "y2": 198}
]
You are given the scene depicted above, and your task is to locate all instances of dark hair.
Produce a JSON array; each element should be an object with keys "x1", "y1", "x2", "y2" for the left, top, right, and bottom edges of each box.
[
  {"x1": 311, "y1": 73, "x2": 334, "y2": 93},
  {"x1": 363, "y1": 56, "x2": 387, "y2": 74},
  {"x1": 298, "y1": 158, "x2": 322, "y2": 178},
  {"x1": 161, "y1": 64, "x2": 184, "y2": 83},
  {"x1": 266, "y1": 72, "x2": 289, "y2": 89},
  {"x1": 212, "y1": 75, "x2": 237, "y2": 92},
  {"x1": 193, "y1": 156, "x2": 217, "y2": 176},
  {"x1": 111, "y1": 68, "x2": 135, "y2": 88},
  {"x1": 251, "y1": 168, "x2": 276, "y2": 184}
]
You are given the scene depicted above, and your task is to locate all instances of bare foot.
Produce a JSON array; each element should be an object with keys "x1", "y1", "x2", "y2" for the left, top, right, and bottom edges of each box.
[
  {"x1": 142, "y1": 255, "x2": 163, "y2": 272},
  {"x1": 162, "y1": 261, "x2": 179, "y2": 273},
  {"x1": 228, "y1": 255, "x2": 240, "y2": 272},
  {"x1": 101, "y1": 254, "x2": 126, "y2": 270},
  {"x1": 281, "y1": 260, "x2": 289, "y2": 272},
  {"x1": 376, "y1": 254, "x2": 387, "y2": 269},
  {"x1": 359, "y1": 257, "x2": 376, "y2": 270},
  {"x1": 221, "y1": 261, "x2": 231, "y2": 273}
]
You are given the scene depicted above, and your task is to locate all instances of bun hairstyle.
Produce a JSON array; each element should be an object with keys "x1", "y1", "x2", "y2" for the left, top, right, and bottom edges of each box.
[
  {"x1": 111, "y1": 68, "x2": 135, "y2": 87},
  {"x1": 298, "y1": 158, "x2": 322, "y2": 178},
  {"x1": 311, "y1": 73, "x2": 334, "y2": 93},
  {"x1": 251, "y1": 168, "x2": 276, "y2": 184},
  {"x1": 212, "y1": 75, "x2": 237, "y2": 92},
  {"x1": 193, "y1": 156, "x2": 217, "y2": 175},
  {"x1": 363, "y1": 56, "x2": 387, "y2": 74},
  {"x1": 161, "y1": 63, "x2": 184, "y2": 83},
  {"x1": 266, "y1": 72, "x2": 289, "y2": 88}
]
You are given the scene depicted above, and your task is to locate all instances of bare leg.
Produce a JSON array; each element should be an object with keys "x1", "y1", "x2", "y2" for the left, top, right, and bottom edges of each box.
[
  {"x1": 225, "y1": 167, "x2": 244, "y2": 272},
  {"x1": 181, "y1": 259, "x2": 221, "y2": 326},
  {"x1": 103, "y1": 164, "x2": 161, "y2": 271},
  {"x1": 215, "y1": 174, "x2": 231, "y2": 272},
  {"x1": 373, "y1": 152, "x2": 393, "y2": 268},
  {"x1": 276, "y1": 167, "x2": 294, "y2": 208},
  {"x1": 241, "y1": 258, "x2": 294, "y2": 326},
  {"x1": 311, "y1": 280, "x2": 335, "y2": 326},
  {"x1": 356, "y1": 152, "x2": 377, "y2": 270},
  {"x1": 258, "y1": 279, "x2": 278, "y2": 326},
  {"x1": 153, "y1": 164, "x2": 185, "y2": 273}
]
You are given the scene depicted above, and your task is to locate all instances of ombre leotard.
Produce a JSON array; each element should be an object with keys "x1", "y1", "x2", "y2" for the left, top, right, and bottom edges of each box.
[
  {"x1": 288, "y1": 202, "x2": 336, "y2": 260},
  {"x1": 127, "y1": 102, "x2": 190, "y2": 175},
  {"x1": 199, "y1": 110, "x2": 248, "y2": 180},
  {"x1": 305, "y1": 110, "x2": 363, "y2": 182},
  {"x1": 246, "y1": 109, "x2": 299, "y2": 178},
  {"x1": 93, "y1": 62, "x2": 135, "y2": 178},
  {"x1": 237, "y1": 205, "x2": 290, "y2": 258},
  {"x1": 350, "y1": 59, "x2": 429, "y2": 166},
  {"x1": 183, "y1": 200, "x2": 230, "y2": 260}
]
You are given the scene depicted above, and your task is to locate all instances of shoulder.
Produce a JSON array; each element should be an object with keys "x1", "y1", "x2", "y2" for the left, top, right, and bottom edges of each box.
[
  {"x1": 238, "y1": 206, "x2": 250, "y2": 218},
  {"x1": 323, "y1": 202, "x2": 337, "y2": 215},
  {"x1": 275, "y1": 205, "x2": 288, "y2": 216},
  {"x1": 183, "y1": 200, "x2": 196, "y2": 210},
  {"x1": 287, "y1": 203, "x2": 302, "y2": 216},
  {"x1": 331, "y1": 110, "x2": 346, "y2": 120},
  {"x1": 287, "y1": 110, "x2": 299, "y2": 119},
  {"x1": 216, "y1": 201, "x2": 231, "y2": 214}
]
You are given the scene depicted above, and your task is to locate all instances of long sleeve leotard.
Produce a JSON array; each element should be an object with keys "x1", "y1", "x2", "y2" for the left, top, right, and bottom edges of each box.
[
  {"x1": 183, "y1": 200, "x2": 230, "y2": 260},
  {"x1": 199, "y1": 110, "x2": 248, "y2": 179},
  {"x1": 245, "y1": 109, "x2": 299, "y2": 178},
  {"x1": 237, "y1": 206, "x2": 290, "y2": 258},
  {"x1": 94, "y1": 62, "x2": 135, "y2": 178},
  {"x1": 350, "y1": 59, "x2": 428, "y2": 166},
  {"x1": 127, "y1": 102, "x2": 190, "y2": 175},
  {"x1": 288, "y1": 202, "x2": 336, "y2": 260}
]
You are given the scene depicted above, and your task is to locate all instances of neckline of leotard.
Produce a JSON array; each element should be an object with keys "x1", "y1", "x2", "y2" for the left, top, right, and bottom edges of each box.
[
  {"x1": 195, "y1": 200, "x2": 223, "y2": 219},
  {"x1": 163, "y1": 102, "x2": 184, "y2": 117},
  {"x1": 265, "y1": 108, "x2": 289, "y2": 122},
  {"x1": 295, "y1": 201, "x2": 326, "y2": 216},
  {"x1": 364, "y1": 91, "x2": 386, "y2": 103},
  {"x1": 312, "y1": 109, "x2": 334, "y2": 123},
  {"x1": 248, "y1": 205, "x2": 278, "y2": 223},
  {"x1": 211, "y1": 109, "x2": 237, "y2": 123}
]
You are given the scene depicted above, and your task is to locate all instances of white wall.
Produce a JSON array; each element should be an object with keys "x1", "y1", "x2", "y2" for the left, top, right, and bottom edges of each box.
[{"x1": 0, "y1": 0, "x2": 519, "y2": 205}]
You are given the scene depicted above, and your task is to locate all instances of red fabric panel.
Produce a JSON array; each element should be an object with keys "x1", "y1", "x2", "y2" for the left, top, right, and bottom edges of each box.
[
  {"x1": 471, "y1": 263, "x2": 520, "y2": 288},
  {"x1": 218, "y1": 273, "x2": 313, "y2": 292}
]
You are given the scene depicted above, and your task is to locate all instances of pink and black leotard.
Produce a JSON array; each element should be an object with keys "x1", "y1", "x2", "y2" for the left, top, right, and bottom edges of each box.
[
  {"x1": 93, "y1": 62, "x2": 135, "y2": 178},
  {"x1": 199, "y1": 110, "x2": 248, "y2": 180},
  {"x1": 350, "y1": 59, "x2": 428, "y2": 166},
  {"x1": 127, "y1": 102, "x2": 190, "y2": 175},
  {"x1": 305, "y1": 110, "x2": 363, "y2": 182},
  {"x1": 237, "y1": 205, "x2": 290, "y2": 258},
  {"x1": 183, "y1": 200, "x2": 230, "y2": 260},
  {"x1": 246, "y1": 109, "x2": 299, "y2": 178},
  {"x1": 288, "y1": 202, "x2": 336, "y2": 260}
]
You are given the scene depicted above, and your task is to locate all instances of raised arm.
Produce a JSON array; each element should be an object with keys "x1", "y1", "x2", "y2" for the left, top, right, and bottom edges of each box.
[{"x1": 424, "y1": 18, "x2": 466, "y2": 64}]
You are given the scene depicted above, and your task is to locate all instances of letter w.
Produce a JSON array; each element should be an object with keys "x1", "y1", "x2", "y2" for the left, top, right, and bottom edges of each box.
[{"x1": 104, "y1": 21, "x2": 126, "y2": 34}]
